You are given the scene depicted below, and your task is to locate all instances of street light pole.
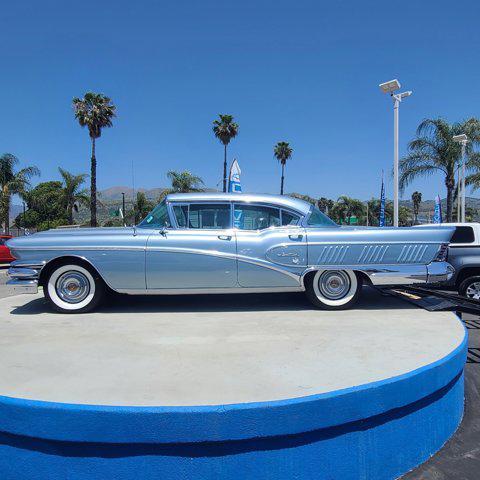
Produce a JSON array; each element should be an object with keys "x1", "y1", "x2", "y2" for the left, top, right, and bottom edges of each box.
[
  {"x1": 393, "y1": 95, "x2": 399, "y2": 227},
  {"x1": 379, "y1": 79, "x2": 412, "y2": 227},
  {"x1": 453, "y1": 134, "x2": 468, "y2": 223}
]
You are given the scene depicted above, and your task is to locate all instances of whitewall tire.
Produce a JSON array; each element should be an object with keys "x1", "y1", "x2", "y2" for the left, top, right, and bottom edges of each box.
[
  {"x1": 45, "y1": 264, "x2": 105, "y2": 313},
  {"x1": 305, "y1": 270, "x2": 362, "y2": 310}
]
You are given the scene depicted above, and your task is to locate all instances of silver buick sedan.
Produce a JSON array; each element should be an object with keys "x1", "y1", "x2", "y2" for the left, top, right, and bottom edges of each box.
[{"x1": 7, "y1": 193, "x2": 454, "y2": 313}]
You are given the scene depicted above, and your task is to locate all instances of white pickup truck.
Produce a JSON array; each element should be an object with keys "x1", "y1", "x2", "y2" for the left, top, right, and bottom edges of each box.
[{"x1": 417, "y1": 222, "x2": 480, "y2": 299}]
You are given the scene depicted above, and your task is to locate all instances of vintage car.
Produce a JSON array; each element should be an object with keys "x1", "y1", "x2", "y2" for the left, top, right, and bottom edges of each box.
[{"x1": 6, "y1": 193, "x2": 455, "y2": 313}]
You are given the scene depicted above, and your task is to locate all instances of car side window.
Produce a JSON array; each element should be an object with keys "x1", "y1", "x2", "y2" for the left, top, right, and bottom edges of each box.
[
  {"x1": 234, "y1": 204, "x2": 280, "y2": 230},
  {"x1": 172, "y1": 205, "x2": 188, "y2": 228},
  {"x1": 138, "y1": 201, "x2": 172, "y2": 228},
  {"x1": 188, "y1": 204, "x2": 231, "y2": 229},
  {"x1": 281, "y1": 210, "x2": 300, "y2": 226},
  {"x1": 451, "y1": 226, "x2": 475, "y2": 244}
]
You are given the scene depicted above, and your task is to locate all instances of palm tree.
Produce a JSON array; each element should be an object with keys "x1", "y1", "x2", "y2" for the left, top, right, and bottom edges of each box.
[
  {"x1": 274, "y1": 142, "x2": 293, "y2": 195},
  {"x1": 73, "y1": 92, "x2": 116, "y2": 227},
  {"x1": 331, "y1": 196, "x2": 365, "y2": 225},
  {"x1": 399, "y1": 118, "x2": 480, "y2": 222},
  {"x1": 167, "y1": 170, "x2": 204, "y2": 193},
  {"x1": 212, "y1": 114, "x2": 239, "y2": 192},
  {"x1": 0, "y1": 154, "x2": 39, "y2": 234},
  {"x1": 58, "y1": 167, "x2": 89, "y2": 225},
  {"x1": 411, "y1": 191, "x2": 422, "y2": 224}
]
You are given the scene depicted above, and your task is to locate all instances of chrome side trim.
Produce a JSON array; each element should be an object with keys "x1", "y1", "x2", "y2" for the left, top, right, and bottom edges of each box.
[
  {"x1": 117, "y1": 286, "x2": 305, "y2": 295},
  {"x1": 300, "y1": 264, "x2": 430, "y2": 287}
]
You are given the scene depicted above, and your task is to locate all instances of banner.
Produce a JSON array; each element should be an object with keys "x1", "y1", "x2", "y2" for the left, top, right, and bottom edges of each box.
[
  {"x1": 228, "y1": 159, "x2": 242, "y2": 193},
  {"x1": 433, "y1": 195, "x2": 442, "y2": 224},
  {"x1": 379, "y1": 171, "x2": 386, "y2": 227}
]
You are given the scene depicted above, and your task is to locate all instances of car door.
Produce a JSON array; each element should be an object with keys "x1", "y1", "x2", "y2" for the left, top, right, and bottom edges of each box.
[
  {"x1": 146, "y1": 202, "x2": 237, "y2": 289},
  {"x1": 233, "y1": 203, "x2": 307, "y2": 288}
]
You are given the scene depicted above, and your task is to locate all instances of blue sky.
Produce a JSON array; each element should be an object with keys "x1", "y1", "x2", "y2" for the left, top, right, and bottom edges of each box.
[{"x1": 1, "y1": 0, "x2": 480, "y2": 201}]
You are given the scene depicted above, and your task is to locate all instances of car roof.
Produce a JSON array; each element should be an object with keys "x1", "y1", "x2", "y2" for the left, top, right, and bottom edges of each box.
[{"x1": 165, "y1": 192, "x2": 313, "y2": 215}]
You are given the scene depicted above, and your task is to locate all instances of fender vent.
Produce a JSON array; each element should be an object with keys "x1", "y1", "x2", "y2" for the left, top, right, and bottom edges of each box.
[
  {"x1": 397, "y1": 244, "x2": 429, "y2": 263},
  {"x1": 357, "y1": 245, "x2": 389, "y2": 263},
  {"x1": 315, "y1": 245, "x2": 350, "y2": 264}
]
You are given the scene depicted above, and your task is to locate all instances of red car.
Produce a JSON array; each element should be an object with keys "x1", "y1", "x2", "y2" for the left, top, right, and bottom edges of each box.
[{"x1": 0, "y1": 235, "x2": 15, "y2": 263}]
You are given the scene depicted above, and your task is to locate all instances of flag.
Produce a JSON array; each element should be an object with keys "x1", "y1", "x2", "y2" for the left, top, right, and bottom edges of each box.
[
  {"x1": 228, "y1": 159, "x2": 242, "y2": 193},
  {"x1": 433, "y1": 195, "x2": 442, "y2": 224},
  {"x1": 379, "y1": 171, "x2": 386, "y2": 227}
]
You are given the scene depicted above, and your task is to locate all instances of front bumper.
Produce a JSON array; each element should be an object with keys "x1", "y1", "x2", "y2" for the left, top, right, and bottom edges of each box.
[{"x1": 6, "y1": 260, "x2": 44, "y2": 294}]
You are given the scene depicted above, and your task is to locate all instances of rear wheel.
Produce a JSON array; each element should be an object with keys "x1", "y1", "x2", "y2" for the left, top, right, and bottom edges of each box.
[
  {"x1": 459, "y1": 276, "x2": 480, "y2": 300},
  {"x1": 305, "y1": 269, "x2": 362, "y2": 310},
  {"x1": 44, "y1": 264, "x2": 105, "y2": 313}
]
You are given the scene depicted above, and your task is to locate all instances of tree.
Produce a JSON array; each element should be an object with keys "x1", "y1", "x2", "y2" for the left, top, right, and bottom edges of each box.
[
  {"x1": 366, "y1": 198, "x2": 411, "y2": 226},
  {"x1": 73, "y1": 92, "x2": 116, "y2": 227},
  {"x1": 274, "y1": 142, "x2": 293, "y2": 195},
  {"x1": 0, "y1": 153, "x2": 39, "y2": 234},
  {"x1": 19, "y1": 181, "x2": 67, "y2": 231},
  {"x1": 399, "y1": 118, "x2": 480, "y2": 222},
  {"x1": 212, "y1": 114, "x2": 239, "y2": 192},
  {"x1": 133, "y1": 191, "x2": 154, "y2": 224},
  {"x1": 167, "y1": 170, "x2": 204, "y2": 193},
  {"x1": 318, "y1": 197, "x2": 335, "y2": 215},
  {"x1": 330, "y1": 196, "x2": 365, "y2": 225},
  {"x1": 58, "y1": 168, "x2": 89, "y2": 224},
  {"x1": 411, "y1": 191, "x2": 422, "y2": 225}
]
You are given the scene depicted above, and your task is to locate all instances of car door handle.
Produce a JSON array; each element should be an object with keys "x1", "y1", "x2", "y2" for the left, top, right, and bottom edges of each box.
[
  {"x1": 288, "y1": 233, "x2": 303, "y2": 240},
  {"x1": 218, "y1": 235, "x2": 232, "y2": 241}
]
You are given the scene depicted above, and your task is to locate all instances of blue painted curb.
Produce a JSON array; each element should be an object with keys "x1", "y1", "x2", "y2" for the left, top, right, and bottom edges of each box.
[{"x1": 0, "y1": 324, "x2": 468, "y2": 444}]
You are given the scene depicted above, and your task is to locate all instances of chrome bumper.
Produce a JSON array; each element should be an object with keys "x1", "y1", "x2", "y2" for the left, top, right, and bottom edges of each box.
[
  {"x1": 6, "y1": 260, "x2": 44, "y2": 294},
  {"x1": 365, "y1": 261, "x2": 454, "y2": 286}
]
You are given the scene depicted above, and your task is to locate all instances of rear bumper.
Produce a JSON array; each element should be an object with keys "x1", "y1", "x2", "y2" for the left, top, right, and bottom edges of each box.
[
  {"x1": 365, "y1": 261, "x2": 454, "y2": 286},
  {"x1": 6, "y1": 260, "x2": 44, "y2": 294}
]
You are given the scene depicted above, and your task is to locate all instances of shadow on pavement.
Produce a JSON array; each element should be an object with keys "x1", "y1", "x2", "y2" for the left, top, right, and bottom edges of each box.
[{"x1": 9, "y1": 287, "x2": 415, "y2": 315}]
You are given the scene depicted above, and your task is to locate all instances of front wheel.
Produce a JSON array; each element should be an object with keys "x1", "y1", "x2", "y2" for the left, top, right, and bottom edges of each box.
[
  {"x1": 44, "y1": 264, "x2": 105, "y2": 313},
  {"x1": 305, "y1": 270, "x2": 362, "y2": 310}
]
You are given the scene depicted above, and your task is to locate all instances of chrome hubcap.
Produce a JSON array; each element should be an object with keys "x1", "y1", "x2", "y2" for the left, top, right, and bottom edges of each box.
[
  {"x1": 56, "y1": 271, "x2": 90, "y2": 303},
  {"x1": 466, "y1": 282, "x2": 480, "y2": 300},
  {"x1": 318, "y1": 271, "x2": 351, "y2": 300}
]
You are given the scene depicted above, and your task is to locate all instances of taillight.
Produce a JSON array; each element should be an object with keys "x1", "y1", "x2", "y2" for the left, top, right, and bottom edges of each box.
[{"x1": 434, "y1": 243, "x2": 449, "y2": 262}]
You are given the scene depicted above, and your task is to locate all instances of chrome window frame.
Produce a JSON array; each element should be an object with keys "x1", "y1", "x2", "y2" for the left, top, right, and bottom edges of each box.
[
  {"x1": 232, "y1": 202, "x2": 304, "y2": 231},
  {"x1": 168, "y1": 201, "x2": 233, "y2": 230}
]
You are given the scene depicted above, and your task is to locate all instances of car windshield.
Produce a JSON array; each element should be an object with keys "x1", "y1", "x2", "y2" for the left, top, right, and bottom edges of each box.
[
  {"x1": 307, "y1": 206, "x2": 338, "y2": 227},
  {"x1": 138, "y1": 201, "x2": 171, "y2": 228}
]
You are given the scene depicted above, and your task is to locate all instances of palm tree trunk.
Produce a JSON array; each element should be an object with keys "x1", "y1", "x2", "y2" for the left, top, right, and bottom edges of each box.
[
  {"x1": 90, "y1": 137, "x2": 97, "y2": 227},
  {"x1": 3, "y1": 188, "x2": 10, "y2": 234},
  {"x1": 223, "y1": 144, "x2": 227, "y2": 193},
  {"x1": 445, "y1": 176, "x2": 454, "y2": 222},
  {"x1": 68, "y1": 203, "x2": 73, "y2": 225},
  {"x1": 280, "y1": 163, "x2": 285, "y2": 195}
]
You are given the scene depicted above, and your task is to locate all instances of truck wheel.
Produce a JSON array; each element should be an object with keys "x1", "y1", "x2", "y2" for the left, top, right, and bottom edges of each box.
[
  {"x1": 459, "y1": 276, "x2": 480, "y2": 300},
  {"x1": 305, "y1": 270, "x2": 362, "y2": 310},
  {"x1": 44, "y1": 263, "x2": 105, "y2": 313}
]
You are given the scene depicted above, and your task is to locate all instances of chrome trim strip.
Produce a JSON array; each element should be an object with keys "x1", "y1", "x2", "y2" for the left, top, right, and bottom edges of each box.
[
  {"x1": 306, "y1": 241, "x2": 443, "y2": 246},
  {"x1": 117, "y1": 286, "x2": 305, "y2": 295}
]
